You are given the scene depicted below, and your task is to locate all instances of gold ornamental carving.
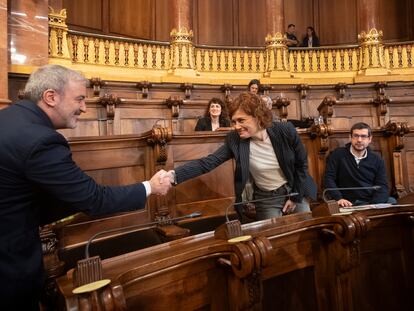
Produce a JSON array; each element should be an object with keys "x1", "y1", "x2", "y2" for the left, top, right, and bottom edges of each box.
[
  {"x1": 358, "y1": 28, "x2": 388, "y2": 75},
  {"x1": 169, "y1": 27, "x2": 197, "y2": 75},
  {"x1": 264, "y1": 32, "x2": 290, "y2": 77},
  {"x1": 48, "y1": 7, "x2": 70, "y2": 59}
]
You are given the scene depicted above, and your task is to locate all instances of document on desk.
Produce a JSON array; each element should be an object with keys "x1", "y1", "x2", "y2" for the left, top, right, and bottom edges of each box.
[{"x1": 339, "y1": 203, "x2": 393, "y2": 213}]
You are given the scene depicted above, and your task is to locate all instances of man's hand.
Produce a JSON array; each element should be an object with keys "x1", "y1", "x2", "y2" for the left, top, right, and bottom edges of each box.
[
  {"x1": 337, "y1": 199, "x2": 353, "y2": 207},
  {"x1": 149, "y1": 170, "x2": 172, "y2": 196},
  {"x1": 282, "y1": 199, "x2": 297, "y2": 214}
]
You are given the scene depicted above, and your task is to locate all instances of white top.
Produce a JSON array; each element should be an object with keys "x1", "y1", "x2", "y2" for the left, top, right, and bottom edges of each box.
[{"x1": 249, "y1": 134, "x2": 287, "y2": 191}]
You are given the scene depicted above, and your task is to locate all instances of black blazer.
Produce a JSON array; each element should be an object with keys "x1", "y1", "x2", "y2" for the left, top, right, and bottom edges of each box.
[
  {"x1": 302, "y1": 36, "x2": 320, "y2": 47},
  {"x1": 176, "y1": 122, "x2": 316, "y2": 203},
  {"x1": 0, "y1": 100, "x2": 147, "y2": 308},
  {"x1": 195, "y1": 116, "x2": 230, "y2": 131}
]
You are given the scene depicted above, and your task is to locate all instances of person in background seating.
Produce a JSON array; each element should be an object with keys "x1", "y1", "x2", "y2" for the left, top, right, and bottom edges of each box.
[
  {"x1": 248, "y1": 79, "x2": 260, "y2": 94},
  {"x1": 195, "y1": 97, "x2": 230, "y2": 131},
  {"x1": 0, "y1": 64, "x2": 171, "y2": 310},
  {"x1": 286, "y1": 24, "x2": 299, "y2": 47},
  {"x1": 302, "y1": 26, "x2": 320, "y2": 47},
  {"x1": 324, "y1": 122, "x2": 396, "y2": 207},
  {"x1": 168, "y1": 92, "x2": 317, "y2": 221}
]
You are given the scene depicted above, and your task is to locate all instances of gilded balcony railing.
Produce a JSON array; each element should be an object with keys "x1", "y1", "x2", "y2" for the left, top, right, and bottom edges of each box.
[
  {"x1": 47, "y1": 8, "x2": 414, "y2": 80},
  {"x1": 384, "y1": 42, "x2": 414, "y2": 70},
  {"x1": 288, "y1": 46, "x2": 359, "y2": 73},
  {"x1": 194, "y1": 46, "x2": 265, "y2": 73},
  {"x1": 68, "y1": 31, "x2": 170, "y2": 70}
]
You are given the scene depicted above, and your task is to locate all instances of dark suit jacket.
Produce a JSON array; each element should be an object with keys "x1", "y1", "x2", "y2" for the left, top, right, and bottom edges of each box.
[
  {"x1": 0, "y1": 100, "x2": 147, "y2": 308},
  {"x1": 302, "y1": 36, "x2": 320, "y2": 47},
  {"x1": 176, "y1": 122, "x2": 316, "y2": 204},
  {"x1": 195, "y1": 116, "x2": 230, "y2": 131}
]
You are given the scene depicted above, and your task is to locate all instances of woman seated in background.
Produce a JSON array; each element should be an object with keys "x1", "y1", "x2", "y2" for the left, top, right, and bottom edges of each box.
[
  {"x1": 302, "y1": 26, "x2": 320, "y2": 47},
  {"x1": 248, "y1": 79, "x2": 260, "y2": 94},
  {"x1": 195, "y1": 97, "x2": 230, "y2": 131}
]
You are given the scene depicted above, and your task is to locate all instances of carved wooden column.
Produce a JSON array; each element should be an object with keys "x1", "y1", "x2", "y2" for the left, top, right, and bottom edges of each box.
[
  {"x1": 0, "y1": 0, "x2": 10, "y2": 108},
  {"x1": 264, "y1": 0, "x2": 290, "y2": 78},
  {"x1": 384, "y1": 121, "x2": 410, "y2": 198},
  {"x1": 357, "y1": 0, "x2": 388, "y2": 76},
  {"x1": 168, "y1": 0, "x2": 197, "y2": 77}
]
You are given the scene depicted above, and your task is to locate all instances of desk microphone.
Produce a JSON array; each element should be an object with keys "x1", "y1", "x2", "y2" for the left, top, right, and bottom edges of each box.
[
  {"x1": 322, "y1": 186, "x2": 381, "y2": 203},
  {"x1": 226, "y1": 192, "x2": 299, "y2": 222},
  {"x1": 216, "y1": 192, "x2": 299, "y2": 242},
  {"x1": 85, "y1": 212, "x2": 202, "y2": 258},
  {"x1": 73, "y1": 212, "x2": 202, "y2": 293}
]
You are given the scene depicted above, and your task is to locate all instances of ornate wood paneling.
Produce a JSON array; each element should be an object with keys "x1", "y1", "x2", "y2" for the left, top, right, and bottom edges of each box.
[
  {"x1": 237, "y1": 0, "x2": 266, "y2": 46},
  {"x1": 154, "y1": 0, "x2": 174, "y2": 42},
  {"x1": 109, "y1": 0, "x2": 152, "y2": 38},
  {"x1": 379, "y1": 0, "x2": 410, "y2": 42},
  {"x1": 63, "y1": 0, "x2": 103, "y2": 31},
  {"x1": 195, "y1": 0, "x2": 235, "y2": 46},
  {"x1": 318, "y1": 0, "x2": 358, "y2": 45}
]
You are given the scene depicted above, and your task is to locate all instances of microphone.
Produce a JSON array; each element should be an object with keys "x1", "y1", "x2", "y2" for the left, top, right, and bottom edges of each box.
[
  {"x1": 215, "y1": 192, "x2": 299, "y2": 242},
  {"x1": 72, "y1": 212, "x2": 202, "y2": 293},
  {"x1": 322, "y1": 186, "x2": 381, "y2": 203},
  {"x1": 85, "y1": 212, "x2": 202, "y2": 258}
]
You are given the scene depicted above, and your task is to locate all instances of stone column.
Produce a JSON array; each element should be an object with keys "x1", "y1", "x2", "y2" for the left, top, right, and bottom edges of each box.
[
  {"x1": 168, "y1": 0, "x2": 197, "y2": 77},
  {"x1": 0, "y1": 0, "x2": 10, "y2": 108},
  {"x1": 357, "y1": 0, "x2": 388, "y2": 75},
  {"x1": 264, "y1": 0, "x2": 290, "y2": 78}
]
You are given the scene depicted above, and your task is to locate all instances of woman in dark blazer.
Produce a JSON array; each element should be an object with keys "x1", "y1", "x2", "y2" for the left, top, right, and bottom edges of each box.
[
  {"x1": 302, "y1": 26, "x2": 320, "y2": 47},
  {"x1": 195, "y1": 97, "x2": 230, "y2": 131},
  {"x1": 174, "y1": 92, "x2": 316, "y2": 221}
]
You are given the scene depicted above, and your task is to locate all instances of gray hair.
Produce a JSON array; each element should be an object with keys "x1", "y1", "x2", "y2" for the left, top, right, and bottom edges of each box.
[
  {"x1": 260, "y1": 95, "x2": 273, "y2": 110},
  {"x1": 24, "y1": 64, "x2": 87, "y2": 103}
]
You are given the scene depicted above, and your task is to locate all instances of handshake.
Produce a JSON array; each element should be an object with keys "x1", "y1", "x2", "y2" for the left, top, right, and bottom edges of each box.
[{"x1": 148, "y1": 169, "x2": 176, "y2": 196}]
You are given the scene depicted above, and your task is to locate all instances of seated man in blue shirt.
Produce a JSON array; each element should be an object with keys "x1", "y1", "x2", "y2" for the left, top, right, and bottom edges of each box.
[{"x1": 324, "y1": 122, "x2": 396, "y2": 207}]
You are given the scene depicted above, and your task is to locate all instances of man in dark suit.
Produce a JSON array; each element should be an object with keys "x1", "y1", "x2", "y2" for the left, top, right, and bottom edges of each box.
[
  {"x1": 0, "y1": 64, "x2": 171, "y2": 310},
  {"x1": 168, "y1": 92, "x2": 316, "y2": 220}
]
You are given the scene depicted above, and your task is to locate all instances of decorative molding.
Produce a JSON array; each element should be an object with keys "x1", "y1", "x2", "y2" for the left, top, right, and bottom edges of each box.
[
  {"x1": 89, "y1": 77, "x2": 102, "y2": 96},
  {"x1": 165, "y1": 95, "x2": 183, "y2": 117},
  {"x1": 296, "y1": 84, "x2": 310, "y2": 99},
  {"x1": 180, "y1": 83, "x2": 193, "y2": 99},
  {"x1": 274, "y1": 96, "x2": 290, "y2": 120},
  {"x1": 137, "y1": 81, "x2": 152, "y2": 98},
  {"x1": 335, "y1": 83, "x2": 348, "y2": 99},
  {"x1": 147, "y1": 125, "x2": 172, "y2": 163}
]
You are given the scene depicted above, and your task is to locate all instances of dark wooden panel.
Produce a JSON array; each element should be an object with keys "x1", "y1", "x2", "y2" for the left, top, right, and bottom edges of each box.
[
  {"x1": 195, "y1": 0, "x2": 235, "y2": 46},
  {"x1": 284, "y1": 0, "x2": 315, "y2": 46},
  {"x1": 379, "y1": 0, "x2": 409, "y2": 41},
  {"x1": 238, "y1": 0, "x2": 266, "y2": 46},
  {"x1": 318, "y1": 0, "x2": 358, "y2": 45},
  {"x1": 63, "y1": 0, "x2": 103, "y2": 31},
  {"x1": 154, "y1": 0, "x2": 173, "y2": 42},
  {"x1": 109, "y1": 0, "x2": 152, "y2": 39}
]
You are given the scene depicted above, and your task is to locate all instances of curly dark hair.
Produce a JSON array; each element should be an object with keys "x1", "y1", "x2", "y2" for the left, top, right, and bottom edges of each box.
[
  {"x1": 227, "y1": 92, "x2": 272, "y2": 129},
  {"x1": 203, "y1": 97, "x2": 228, "y2": 119}
]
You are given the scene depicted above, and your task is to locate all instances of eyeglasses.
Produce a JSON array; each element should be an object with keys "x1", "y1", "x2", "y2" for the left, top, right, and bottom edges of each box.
[{"x1": 351, "y1": 134, "x2": 370, "y2": 139}]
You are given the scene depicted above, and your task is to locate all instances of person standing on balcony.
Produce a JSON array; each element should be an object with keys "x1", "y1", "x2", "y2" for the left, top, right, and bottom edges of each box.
[
  {"x1": 286, "y1": 24, "x2": 299, "y2": 47},
  {"x1": 302, "y1": 26, "x2": 320, "y2": 47}
]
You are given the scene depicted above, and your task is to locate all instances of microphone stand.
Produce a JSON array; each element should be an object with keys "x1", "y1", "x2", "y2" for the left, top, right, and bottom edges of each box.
[
  {"x1": 215, "y1": 192, "x2": 299, "y2": 241},
  {"x1": 73, "y1": 212, "x2": 202, "y2": 291},
  {"x1": 313, "y1": 186, "x2": 381, "y2": 217}
]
